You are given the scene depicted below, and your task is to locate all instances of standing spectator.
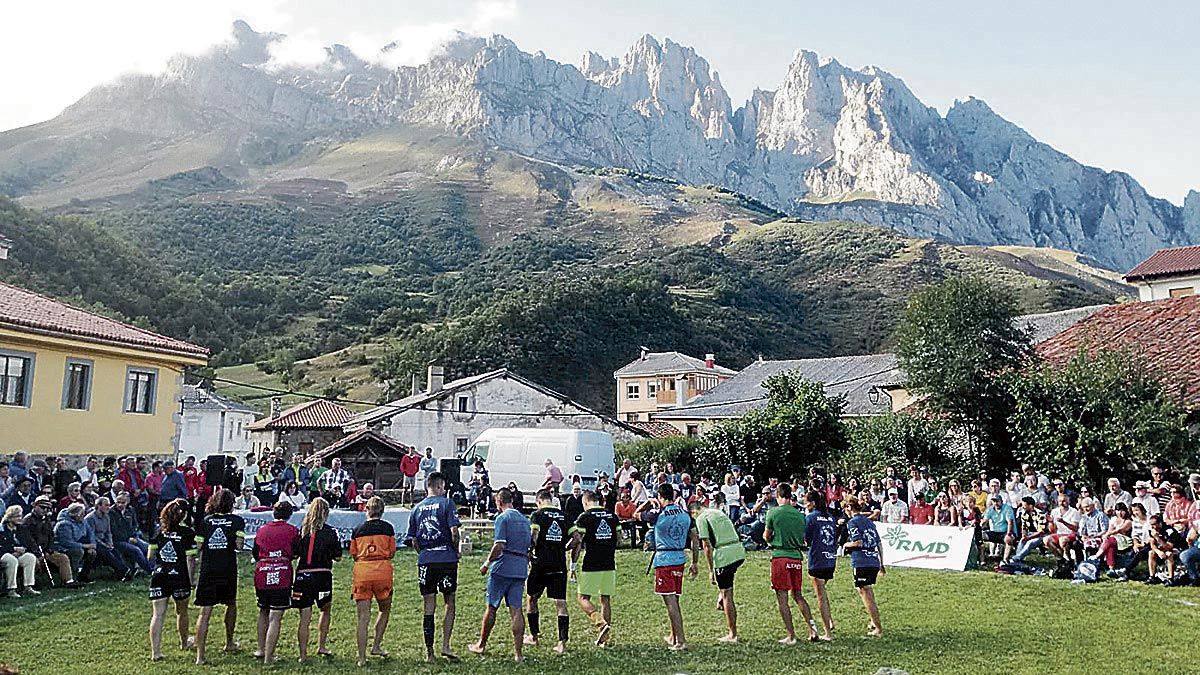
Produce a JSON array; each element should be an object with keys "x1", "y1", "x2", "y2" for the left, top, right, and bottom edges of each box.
[
  {"x1": 112, "y1": 492, "x2": 153, "y2": 574},
  {"x1": 27, "y1": 460, "x2": 49, "y2": 496},
  {"x1": 880, "y1": 489, "x2": 908, "y2": 524},
  {"x1": 562, "y1": 484, "x2": 585, "y2": 529},
  {"x1": 400, "y1": 448, "x2": 421, "y2": 505},
  {"x1": 824, "y1": 473, "x2": 845, "y2": 513},
  {"x1": 1189, "y1": 473, "x2": 1200, "y2": 503},
  {"x1": 419, "y1": 449, "x2": 438, "y2": 492},
  {"x1": 1103, "y1": 478, "x2": 1133, "y2": 515},
  {"x1": 52, "y1": 457, "x2": 80, "y2": 501},
  {"x1": 542, "y1": 460, "x2": 564, "y2": 494},
  {"x1": 54, "y1": 503, "x2": 96, "y2": 583},
  {"x1": 159, "y1": 461, "x2": 188, "y2": 504},
  {"x1": 0, "y1": 505, "x2": 39, "y2": 597},
  {"x1": 629, "y1": 472, "x2": 649, "y2": 506},
  {"x1": 615, "y1": 459, "x2": 636, "y2": 489},
  {"x1": 85, "y1": 497, "x2": 132, "y2": 580},
  {"x1": 20, "y1": 496, "x2": 77, "y2": 586},
  {"x1": 242, "y1": 453, "x2": 259, "y2": 495},
  {"x1": 307, "y1": 458, "x2": 326, "y2": 500},
  {"x1": 280, "y1": 453, "x2": 309, "y2": 497},
  {"x1": 909, "y1": 493, "x2": 933, "y2": 525},
  {"x1": 0, "y1": 464, "x2": 10, "y2": 496},
  {"x1": 118, "y1": 456, "x2": 146, "y2": 506},
  {"x1": 1011, "y1": 496, "x2": 1051, "y2": 563},
  {"x1": 721, "y1": 473, "x2": 744, "y2": 523},
  {"x1": 906, "y1": 466, "x2": 928, "y2": 506},
  {"x1": 1148, "y1": 466, "x2": 1172, "y2": 512},
  {"x1": 192, "y1": 459, "x2": 213, "y2": 527},
  {"x1": 254, "y1": 461, "x2": 279, "y2": 507},
  {"x1": 180, "y1": 456, "x2": 200, "y2": 499},
  {"x1": 983, "y1": 494, "x2": 1016, "y2": 561},
  {"x1": 321, "y1": 458, "x2": 351, "y2": 500}
]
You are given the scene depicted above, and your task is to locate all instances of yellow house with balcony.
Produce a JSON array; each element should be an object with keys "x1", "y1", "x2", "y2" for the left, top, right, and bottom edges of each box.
[{"x1": 0, "y1": 281, "x2": 209, "y2": 457}]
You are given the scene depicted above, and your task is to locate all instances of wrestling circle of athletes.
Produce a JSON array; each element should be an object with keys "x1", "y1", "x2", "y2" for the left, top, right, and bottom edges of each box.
[{"x1": 145, "y1": 476, "x2": 885, "y2": 664}]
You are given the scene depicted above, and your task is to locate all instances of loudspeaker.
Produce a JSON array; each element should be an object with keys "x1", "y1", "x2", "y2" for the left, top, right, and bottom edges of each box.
[
  {"x1": 205, "y1": 454, "x2": 226, "y2": 487},
  {"x1": 438, "y1": 457, "x2": 463, "y2": 483}
]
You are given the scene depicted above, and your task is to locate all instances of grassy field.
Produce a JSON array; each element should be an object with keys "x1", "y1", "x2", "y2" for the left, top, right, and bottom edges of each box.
[{"x1": 1, "y1": 550, "x2": 1196, "y2": 675}]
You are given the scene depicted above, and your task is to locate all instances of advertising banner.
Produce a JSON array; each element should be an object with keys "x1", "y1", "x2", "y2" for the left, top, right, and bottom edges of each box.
[
  {"x1": 235, "y1": 507, "x2": 411, "y2": 550},
  {"x1": 878, "y1": 522, "x2": 975, "y2": 571}
]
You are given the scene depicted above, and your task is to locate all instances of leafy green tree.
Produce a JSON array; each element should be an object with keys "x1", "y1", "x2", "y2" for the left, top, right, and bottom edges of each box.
[
  {"x1": 694, "y1": 372, "x2": 848, "y2": 479},
  {"x1": 836, "y1": 413, "x2": 960, "y2": 480},
  {"x1": 616, "y1": 437, "x2": 705, "y2": 473},
  {"x1": 1005, "y1": 349, "x2": 1200, "y2": 488},
  {"x1": 895, "y1": 276, "x2": 1032, "y2": 470}
]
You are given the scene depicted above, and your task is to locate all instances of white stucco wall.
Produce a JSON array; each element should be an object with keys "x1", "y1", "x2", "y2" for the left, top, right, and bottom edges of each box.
[
  {"x1": 177, "y1": 408, "x2": 255, "y2": 460},
  {"x1": 378, "y1": 377, "x2": 639, "y2": 458},
  {"x1": 1136, "y1": 274, "x2": 1200, "y2": 301}
]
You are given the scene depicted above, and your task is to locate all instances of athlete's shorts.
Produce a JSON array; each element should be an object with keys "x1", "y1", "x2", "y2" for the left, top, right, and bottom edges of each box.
[
  {"x1": 714, "y1": 559, "x2": 743, "y2": 590},
  {"x1": 194, "y1": 574, "x2": 236, "y2": 606},
  {"x1": 654, "y1": 564, "x2": 684, "y2": 596},
  {"x1": 292, "y1": 570, "x2": 334, "y2": 609},
  {"x1": 577, "y1": 569, "x2": 616, "y2": 598},
  {"x1": 418, "y1": 563, "x2": 458, "y2": 596},
  {"x1": 853, "y1": 567, "x2": 879, "y2": 588},
  {"x1": 351, "y1": 576, "x2": 393, "y2": 602},
  {"x1": 486, "y1": 574, "x2": 526, "y2": 608},
  {"x1": 770, "y1": 557, "x2": 805, "y2": 591},
  {"x1": 148, "y1": 574, "x2": 191, "y2": 601},
  {"x1": 527, "y1": 567, "x2": 567, "y2": 600},
  {"x1": 256, "y1": 587, "x2": 292, "y2": 610},
  {"x1": 808, "y1": 566, "x2": 835, "y2": 581}
]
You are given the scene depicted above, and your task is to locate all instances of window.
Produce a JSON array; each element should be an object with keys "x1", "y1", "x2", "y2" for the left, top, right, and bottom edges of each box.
[
  {"x1": 61, "y1": 359, "x2": 93, "y2": 410},
  {"x1": 124, "y1": 368, "x2": 158, "y2": 414},
  {"x1": 299, "y1": 441, "x2": 314, "y2": 455},
  {"x1": 456, "y1": 437, "x2": 470, "y2": 455},
  {"x1": 456, "y1": 394, "x2": 470, "y2": 413},
  {"x1": 646, "y1": 381, "x2": 658, "y2": 398},
  {"x1": 1169, "y1": 286, "x2": 1195, "y2": 298},
  {"x1": 686, "y1": 424, "x2": 700, "y2": 438},
  {"x1": 0, "y1": 350, "x2": 33, "y2": 407},
  {"x1": 626, "y1": 412, "x2": 639, "y2": 422},
  {"x1": 626, "y1": 383, "x2": 640, "y2": 400},
  {"x1": 668, "y1": 378, "x2": 677, "y2": 391}
]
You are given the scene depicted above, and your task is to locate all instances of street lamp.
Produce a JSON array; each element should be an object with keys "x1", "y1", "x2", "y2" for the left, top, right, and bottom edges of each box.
[{"x1": 867, "y1": 386, "x2": 882, "y2": 406}]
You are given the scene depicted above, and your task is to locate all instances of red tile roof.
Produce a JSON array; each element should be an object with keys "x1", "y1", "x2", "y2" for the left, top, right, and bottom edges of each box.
[
  {"x1": 306, "y1": 428, "x2": 411, "y2": 462},
  {"x1": 0, "y1": 281, "x2": 208, "y2": 358},
  {"x1": 247, "y1": 398, "x2": 353, "y2": 431},
  {"x1": 1036, "y1": 296, "x2": 1200, "y2": 407},
  {"x1": 1124, "y1": 245, "x2": 1200, "y2": 282},
  {"x1": 625, "y1": 420, "x2": 683, "y2": 438}
]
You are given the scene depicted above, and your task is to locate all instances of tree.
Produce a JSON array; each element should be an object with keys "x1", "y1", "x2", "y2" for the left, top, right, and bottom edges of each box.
[
  {"x1": 836, "y1": 413, "x2": 960, "y2": 480},
  {"x1": 694, "y1": 372, "x2": 848, "y2": 479},
  {"x1": 895, "y1": 276, "x2": 1032, "y2": 470},
  {"x1": 1005, "y1": 349, "x2": 1200, "y2": 489},
  {"x1": 616, "y1": 437, "x2": 705, "y2": 473}
]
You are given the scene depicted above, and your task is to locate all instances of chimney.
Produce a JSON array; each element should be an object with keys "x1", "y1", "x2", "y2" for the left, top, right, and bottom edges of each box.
[
  {"x1": 640, "y1": 346, "x2": 649, "y2": 361},
  {"x1": 410, "y1": 372, "x2": 420, "y2": 396},
  {"x1": 705, "y1": 353, "x2": 715, "y2": 369},
  {"x1": 676, "y1": 374, "x2": 687, "y2": 406},
  {"x1": 270, "y1": 397, "x2": 282, "y2": 419},
  {"x1": 428, "y1": 364, "x2": 444, "y2": 393}
]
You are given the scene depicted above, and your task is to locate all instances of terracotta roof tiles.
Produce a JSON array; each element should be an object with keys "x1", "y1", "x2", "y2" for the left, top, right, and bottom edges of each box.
[
  {"x1": 1124, "y1": 245, "x2": 1200, "y2": 282},
  {"x1": 247, "y1": 398, "x2": 353, "y2": 431}
]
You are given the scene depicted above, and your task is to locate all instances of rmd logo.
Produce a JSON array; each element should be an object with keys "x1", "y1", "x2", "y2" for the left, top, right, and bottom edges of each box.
[{"x1": 884, "y1": 525, "x2": 950, "y2": 555}]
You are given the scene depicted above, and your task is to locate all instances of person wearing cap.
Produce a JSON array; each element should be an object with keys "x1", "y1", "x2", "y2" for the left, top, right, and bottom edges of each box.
[
  {"x1": 20, "y1": 495, "x2": 78, "y2": 586},
  {"x1": 909, "y1": 492, "x2": 933, "y2": 525},
  {"x1": 880, "y1": 489, "x2": 908, "y2": 524},
  {"x1": 3, "y1": 477, "x2": 35, "y2": 515},
  {"x1": 28, "y1": 459, "x2": 49, "y2": 496},
  {"x1": 1011, "y1": 497, "x2": 1051, "y2": 563},
  {"x1": 1187, "y1": 473, "x2": 1200, "y2": 503},
  {"x1": 983, "y1": 494, "x2": 1016, "y2": 561},
  {"x1": 1132, "y1": 481, "x2": 1161, "y2": 517},
  {"x1": 159, "y1": 461, "x2": 188, "y2": 504},
  {"x1": 1102, "y1": 478, "x2": 1133, "y2": 516}
]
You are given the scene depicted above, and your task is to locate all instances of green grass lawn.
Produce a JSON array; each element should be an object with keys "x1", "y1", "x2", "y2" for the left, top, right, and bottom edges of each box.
[{"x1": 1, "y1": 550, "x2": 1196, "y2": 675}]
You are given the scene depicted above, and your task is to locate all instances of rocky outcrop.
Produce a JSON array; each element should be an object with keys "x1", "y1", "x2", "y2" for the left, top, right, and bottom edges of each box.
[{"x1": 3, "y1": 23, "x2": 1195, "y2": 270}]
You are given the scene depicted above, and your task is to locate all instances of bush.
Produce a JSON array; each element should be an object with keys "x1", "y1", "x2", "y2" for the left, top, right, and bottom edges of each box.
[
  {"x1": 836, "y1": 413, "x2": 962, "y2": 481},
  {"x1": 616, "y1": 437, "x2": 704, "y2": 473}
]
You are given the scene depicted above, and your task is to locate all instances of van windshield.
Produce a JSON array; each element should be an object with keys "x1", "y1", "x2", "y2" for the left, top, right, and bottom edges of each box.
[{"x1": 466, "y1": 441, "x2": 489, "y2": 462}]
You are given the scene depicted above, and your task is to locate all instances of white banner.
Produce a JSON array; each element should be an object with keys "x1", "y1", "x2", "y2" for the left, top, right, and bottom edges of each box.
[
  {"x1": 235, "y1": 507, "x2": 412, "y2": 551},
  {"x1": 877, "y1": 522, "x2": 975, "y2": 571}
]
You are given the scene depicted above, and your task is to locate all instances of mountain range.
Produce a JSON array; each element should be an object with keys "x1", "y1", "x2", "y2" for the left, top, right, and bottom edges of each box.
[{"x1": 1, "y1": 21, "x2": 1197, "y2": 271}]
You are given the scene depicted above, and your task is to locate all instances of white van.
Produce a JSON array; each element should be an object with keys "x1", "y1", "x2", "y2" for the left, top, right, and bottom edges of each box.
[{"x1": 458, "y1": 428, "x2": 615, "y2": 495}]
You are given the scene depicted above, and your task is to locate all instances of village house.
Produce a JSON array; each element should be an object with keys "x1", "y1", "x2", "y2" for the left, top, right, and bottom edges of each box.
[
  {"x1": 176, "y1": 384, "x2": 256, "y2": 460},
  {"x1": 247, "y1": 397, "x2": 351, "y2": 458},
  {"x1": 0, "y1": 234, "x2": 11, "y2": 260},
  {"x1": 346, "y1": 365, "x2": 644, "y2": 459},
  {"x1": 0, "y1": 281, "x2": 209, "y2": 460},
  {"x1": 1123, "y1": 244, "x2": 1200, "y2": 301},
  {"x1": 305, "y1": 428, "x2": 412, "y2": 489},
  {"x1": 613, "y1": 349, "x2": 735, "y2": 422}
]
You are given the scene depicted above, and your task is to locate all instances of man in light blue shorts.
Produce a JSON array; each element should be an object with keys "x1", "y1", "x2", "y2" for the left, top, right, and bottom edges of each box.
[{"x1": 469, "y1": 488, "x2": 532, "y2": 662}]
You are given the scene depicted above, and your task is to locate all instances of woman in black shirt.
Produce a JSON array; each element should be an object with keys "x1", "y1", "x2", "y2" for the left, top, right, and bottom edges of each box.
[
  {"x1": 148, "y1": 499, "x2": 196, "y2": 661},
  {"x1": 293, "y1": 498, "x2": 342, "y2": 662}
]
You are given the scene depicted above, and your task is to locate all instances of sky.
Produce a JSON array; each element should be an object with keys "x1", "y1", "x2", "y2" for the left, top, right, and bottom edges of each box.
[{"x1": 2, "y1": 0, "x2": 1196, "y2": 203}]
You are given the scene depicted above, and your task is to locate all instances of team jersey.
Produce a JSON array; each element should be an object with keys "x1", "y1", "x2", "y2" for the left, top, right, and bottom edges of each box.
[
  {"x1": 295, "y1": 524, "x2": 342, "y2": 572},
  {"x1": 150, "y1": 526, "x2": 196, "y2": 578},
  {"x1": 645, "y1": 504, "x2": 692, "y2": 568},
  {"x1": 529, "y1": 507, "x2": 568, "y2": 574},
  {"x1": 694, "y1": 507, "x2": 745, "y2": 570},
  {"x1": 253, "y1": 519, "x2": 299, "y2": 590},
  {"x1": 846, "y1": 514, "x2": 882, "y2": 569},
  {"x1": 491, "y1": 507, "x2": 532, "y2": 579},
  {"x1": 764, "y1": 504, "x2": 806, "y2": 559},
  {"x1": 407, "y1": 495, "x2": 461, "y2": 565},
  {"x1": 572, "y1": 507, "x2": 619, "y2": 572},
  {"x1": 198, "y1": 513, "x2": 244, "y2": 577},
  {"x1": 804, "y1": 510, "x2": 839, "y2": 571},
  {"x1": 350, "y1": 518, "x2": 396, "y2": 584}
]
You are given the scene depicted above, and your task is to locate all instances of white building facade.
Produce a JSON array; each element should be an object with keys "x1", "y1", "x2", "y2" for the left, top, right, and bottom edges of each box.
[
  {"x1": 1124, "y1": 245, "x2": 1200, "y2": 301},
  {"x1": 176, "y1": 385, "x2": 256, "y2": 460}
]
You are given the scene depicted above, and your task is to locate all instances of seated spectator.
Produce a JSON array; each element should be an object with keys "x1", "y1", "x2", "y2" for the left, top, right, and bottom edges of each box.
[
  {"x1": 1045, "y1": 494, "x2": 1081, "y2": 561},
  {"x1": 1011, "y1": 497, "x2": 1051, "y2": 563},
  {"x1": 738, "y1": 487, "x2": 776, "y2": 550},
  {"x1": 1103, "y1": 478, "x2": 1133, "y2": 515},
  {"x1": 54, "y1": 503, "x2": 97, "y2": 583},
  {"x1": 80, "y1": 482, "x2": 98, "y2": 509},
  {"x1": 562, "y1": 483, "x2": 584, "y2": 528},
  {"x1": 84, "y1": 497, "x2": 133, "y2": 581},
  {"x1": 3, "y1": 477, "x2": 34, "y2": 515},
  {"x1": 1128, "y1": 502, "x2": 1153, "y2": 577},
  {"x1": 0, "y1": 463, "x2": 10, "y2": 496},
  {"x1": 57, "y1": 482, "x2": 84, "y2": 511},
  {"x1": 234, "y1": 487, "x2": 261, "y2": 511},
  {"x1": 1163, "y1": 485, "x2": 1192, "y2": 532},
  {"x1": 1132, "y1": 481, "x2": 1161, "y2": 517},
  {"x1": 1171, "y1": 514, "x2": 1200, "y2": 587},
  {"x1": 1146, "y1": 514, "x2": 1187, "y2": 584},
  {"x1": 689, "y1": 484, "x2": 710, "y2": 508},
  {"x1": 933, "y1": 493, "x2": 958, "y2": 526},
  {"x1": 857, "y1": 489, "x2": 881, "y2": 521},
  {"x1": 19, "y1": 496, "x2": 76, "y2": 587},
  {"x1": 614, "y1": 490, "x2": 642, "y2": 548},
  {"x1": 1078, "y1": 497, "x2": 1110, "y2": 560},
  {"x1": 0, "y1": 505, "x2": 39, "y2": 597},
  {"x1": 881, "y1": 489, "x2": 908, "y2": 524},
  {"x1": 868, "y1": 479, "x2": 886, "y2": 506},
  {"x1": 280, "y1": 480, "x2": 308, "y2": 509},
  {"x1": 326, "y1": 484, "x2": 350, "y2": 510},
  {"x1": 969, "y1": 480, "x2": 988, "y2": 513},
  {"x1": 983, "y1": 494, "x2": 1016, "y2": 561},
  {"x1": 909, "y1": 493, "x2": 933, "y2": 525},
  {"x1": 351, "y1": 483, "x2": 375, "y2": 511},
  {"x1": 111, "y1": 492, "x2": 152, "y2": 575}
]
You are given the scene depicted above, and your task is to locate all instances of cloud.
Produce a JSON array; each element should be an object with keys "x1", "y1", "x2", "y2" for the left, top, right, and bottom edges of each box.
[{"x1": 340, "y1": 0, "x2": 519, "y2": 70}]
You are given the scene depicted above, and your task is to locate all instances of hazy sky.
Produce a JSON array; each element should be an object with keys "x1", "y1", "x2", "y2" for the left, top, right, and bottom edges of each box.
[{"x1": 3, "y1": 0, "x2": 1196, "y2": 202}]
